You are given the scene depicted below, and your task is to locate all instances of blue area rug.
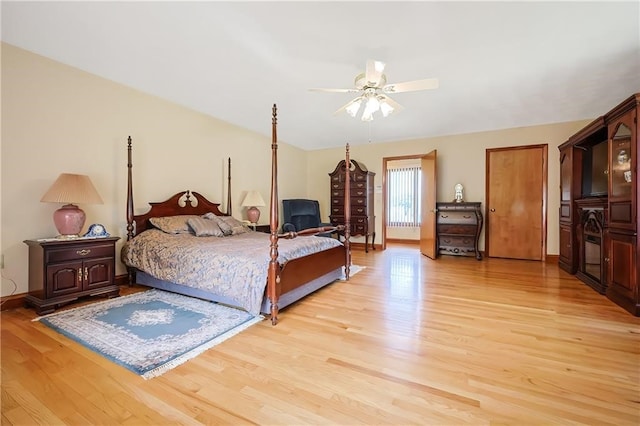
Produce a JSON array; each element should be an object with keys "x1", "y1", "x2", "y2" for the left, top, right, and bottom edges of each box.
[{"x1": 36, "y1": 289, "x2": 263, "y2": 379}]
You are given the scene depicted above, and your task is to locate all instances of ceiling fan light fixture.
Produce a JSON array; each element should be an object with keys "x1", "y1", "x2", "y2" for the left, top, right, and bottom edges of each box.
[
  {"x1": 345, "y1": 98, "x2": 363, "y2": 117},
  {"x1": 379, "y1": 99, "x2": 394, "y2": 117},
  {"x1": 360, "y1": 95, "x2": 380, "y2": 121},
  {"x1": 314, "y1": 59, "x2": 438, "y2": 122},
  {"x1": 361, "y1": 110, "x2": 374, "y2": 122}
]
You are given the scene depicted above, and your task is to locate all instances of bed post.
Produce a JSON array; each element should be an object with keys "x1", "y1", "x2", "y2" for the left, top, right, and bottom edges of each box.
[
  {"x1": 344, "y1": 143, "x2": 351, "y2": 279},
  {"x1": 227, "y1": 157, "x2": 232, "y2": 216},
  {"x1": 126, "y1": 136, "x2": 135, "y2": 285},
  {"x1": 268, "y1": 104, "x2": 280, "y2": 325}
]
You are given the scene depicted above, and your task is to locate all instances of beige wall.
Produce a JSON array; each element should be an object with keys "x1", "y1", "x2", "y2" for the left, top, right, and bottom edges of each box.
[
  {"x1": 306, "y1": 120, "x2": 592, "y2": 251},
  {"x1": 1, "y1": 43, "x2": 308, "y2": 297},
  {"x1": 1, "y1": 42, "x2": 595, "y2": 298}
]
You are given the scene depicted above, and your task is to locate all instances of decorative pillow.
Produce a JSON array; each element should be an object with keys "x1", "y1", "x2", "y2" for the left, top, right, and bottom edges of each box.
[
  {"x1": 219, "y1": 215, "x2": 249, "y2": 235},
  {"x1": 202, "y1": 212, "x2": 233, "y2": 236},
  {"x1": 149, "y1": 215, "x2": 199, "y2": 234},
  {"x1": 187, "y1": 217, "x2": 224, "y2": 237}
]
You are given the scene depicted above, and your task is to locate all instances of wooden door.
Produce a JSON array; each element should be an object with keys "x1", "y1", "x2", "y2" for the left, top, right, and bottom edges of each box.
[
  {"x1": 486, "y1": 145, "x2": 547, "y2": 260},
  {"x1": 420, "y1": 150, "x2": 437, "y2": 258}
]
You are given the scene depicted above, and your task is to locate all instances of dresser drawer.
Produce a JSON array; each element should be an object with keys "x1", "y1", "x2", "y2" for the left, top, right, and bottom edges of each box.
[
  {"x1": 352, "y1": 181, "x2": 367, "y2": 190},
  {"x1": 331, "y1": 205, "x2": 368, "y2": 216},
  {"x1": 353, "y1": 224, "x2": 368, "y2": 235},
  {"x1": 333, "y1": 196, "x2": 368, "y2": 207},
  {"x1": 332, "y1": 188, "x2": 368, "y2": 198},
  {"x1": 352, "y1": 216, "x2": 368, "y2": 225},
  {"x1": 437, "y1": 211, "x2": 477, "y2": 225},
  {"x1": 438, "y1": 235, "x2": 476, "y2": 250},
  {"x1": 437, "y1": 224, "x2": 477, "y2": 236},
  {"x1": 351, "y1": 188, "x2": 367, "y2": 197},
  {"x1": 352, "y1": 197, "x2": 366, "y2": 206},
  {"x1": 46, "y1": 243, "x2": 114, "y2": 263}
]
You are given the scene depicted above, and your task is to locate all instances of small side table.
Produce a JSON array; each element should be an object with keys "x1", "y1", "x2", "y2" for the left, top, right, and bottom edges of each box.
[
  {"x1": 23, "y1": 237, "x2": 120, "y2": 314},
  {"x1": 249, "y1": 224, "x2": 271, "y2": 233}
]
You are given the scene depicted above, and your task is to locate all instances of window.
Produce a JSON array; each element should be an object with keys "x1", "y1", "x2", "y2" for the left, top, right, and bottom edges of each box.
[{"x1": 387, "y1": 166, "x2": 421, "y2": 227}]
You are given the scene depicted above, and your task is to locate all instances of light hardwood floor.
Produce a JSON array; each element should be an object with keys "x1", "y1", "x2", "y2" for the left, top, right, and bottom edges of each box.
[{"x1": 2, "y1": 244, "x2": 639, "y2": 425}]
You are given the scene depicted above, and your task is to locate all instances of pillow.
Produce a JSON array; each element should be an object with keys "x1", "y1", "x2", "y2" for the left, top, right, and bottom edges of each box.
[
  {"x1": 202, "y1": 212, "x2": 233, "y2": 236},
  {"x1": 187, "y1": 217, "x2": 224, "y2": 237},
  {"x1": 218, "y1": 215, "x2": 249, "y2": 235},
  {"x1": 149, "y1": 215, "x2": 199, "y2": 234}
]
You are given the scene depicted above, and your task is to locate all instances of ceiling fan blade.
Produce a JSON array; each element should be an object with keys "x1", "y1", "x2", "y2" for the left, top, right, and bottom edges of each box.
[
  {"x1": 379, "y1": 95, "x2": 404, "y2": 113},
  {"x1": 309, "y1": 87, "x2": 360, "y2": 94},
  {"x1": 365, "y1": 59, "x2": 386, "y2": 87},
  {"x1": 382, "y1": 78, "x2": 439, "y2": 93}
]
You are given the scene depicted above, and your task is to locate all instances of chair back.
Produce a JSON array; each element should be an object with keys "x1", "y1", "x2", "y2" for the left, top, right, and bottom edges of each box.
[{"x1": 282, "y1": 199, "x2": 322, "y2": 231}]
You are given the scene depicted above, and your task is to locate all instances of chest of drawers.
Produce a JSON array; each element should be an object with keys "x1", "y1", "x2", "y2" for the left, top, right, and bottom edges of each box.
[
  {"x1": 328, "y1": 159, "x2": 375, "y2": 252},
  {"x1": 24, "y1": 237, "x2": 120, "y2": 314},
  {"x1": 436, "y1": 202, "x2": 483, "y2": 260}
]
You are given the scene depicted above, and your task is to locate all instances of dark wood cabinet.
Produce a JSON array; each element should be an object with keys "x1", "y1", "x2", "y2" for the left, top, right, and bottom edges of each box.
[
  {"x1": 605, "y1": 96, "x2": 638, "y2": 315},
  {"x1": 329, "y1": 159, "x2": 375, "y2": 252},
  {"x1": 24, "y1": 237, "x2": 120, "y2": 314},
  {"x1": 436, "y1": 202, "x2": 483, "y2": 260},
  {"x1": 558, "y1": 93, "x2": 638, "y2": 316}
]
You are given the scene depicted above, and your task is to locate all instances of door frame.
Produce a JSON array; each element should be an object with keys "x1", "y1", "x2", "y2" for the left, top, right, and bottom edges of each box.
[{"x1": 382, "y1": 153, "x2": 436, "y2": 251}]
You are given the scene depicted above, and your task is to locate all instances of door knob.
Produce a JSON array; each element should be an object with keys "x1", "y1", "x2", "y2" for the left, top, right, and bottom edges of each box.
[{"x1": 490, "y1": 208, "x2": 496, "y2": 212}]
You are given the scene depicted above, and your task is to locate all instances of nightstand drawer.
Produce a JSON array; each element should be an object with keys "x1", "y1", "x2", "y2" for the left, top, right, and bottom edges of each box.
[{"x1": 46, "y1": 243, "x2": 114, "y2": 263}]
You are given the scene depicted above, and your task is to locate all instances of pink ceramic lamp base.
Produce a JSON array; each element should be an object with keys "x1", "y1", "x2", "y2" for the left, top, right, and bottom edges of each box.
[
  {"x1": 246, "y1": 207, "x2": 260, "y2": 224},
  {"x1": 53, "y1": 204, "x2": 86, "y2": 238}
]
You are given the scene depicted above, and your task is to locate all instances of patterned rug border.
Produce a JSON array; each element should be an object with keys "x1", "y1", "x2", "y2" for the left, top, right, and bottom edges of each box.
[{"x1": 34, "y1": 290, "x2": 264, "y2": 379}]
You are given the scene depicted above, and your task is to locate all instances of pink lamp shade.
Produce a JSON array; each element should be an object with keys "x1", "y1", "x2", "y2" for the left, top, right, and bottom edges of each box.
[
  {"x1": 40, "y1": 173, "x2": 104, "y2": 238},
  {"x1": 241, "y1": 190, "x2": 266, "y2": 224}
]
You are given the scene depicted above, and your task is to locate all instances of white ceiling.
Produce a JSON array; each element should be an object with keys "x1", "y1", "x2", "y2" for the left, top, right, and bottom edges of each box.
[{"x1": 2, "y1": 1, "x2": 639, "y2": 151}]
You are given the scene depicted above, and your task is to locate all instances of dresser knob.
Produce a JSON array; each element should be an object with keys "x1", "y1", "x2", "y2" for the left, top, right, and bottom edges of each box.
[{"x1": 76, "y1": 249, "x2": 91, "y2": 256}]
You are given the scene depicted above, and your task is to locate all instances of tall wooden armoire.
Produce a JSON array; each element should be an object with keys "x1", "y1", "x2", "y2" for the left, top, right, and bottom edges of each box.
[{"x1": 329, "y1": 159, "x2": 375, "y2": 252}]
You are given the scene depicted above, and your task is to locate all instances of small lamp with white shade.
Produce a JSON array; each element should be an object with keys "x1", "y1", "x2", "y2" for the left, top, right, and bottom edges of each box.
[
  {"x1": 241, "y1": 190, "x2": 265, "y2": 224},
  {"x1": 40, "y1": 173, "x2": 104, "y2": 238}
]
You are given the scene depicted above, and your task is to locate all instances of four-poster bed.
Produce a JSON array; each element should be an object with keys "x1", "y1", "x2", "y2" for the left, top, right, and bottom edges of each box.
[{"x1": 121, "y1": 105, "x2": 351, "y2": 325}]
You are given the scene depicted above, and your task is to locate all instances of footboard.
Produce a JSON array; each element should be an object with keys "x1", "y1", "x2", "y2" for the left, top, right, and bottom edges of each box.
[{"x1": 278, "y1": 245, "x2": 345, "y2": 293}]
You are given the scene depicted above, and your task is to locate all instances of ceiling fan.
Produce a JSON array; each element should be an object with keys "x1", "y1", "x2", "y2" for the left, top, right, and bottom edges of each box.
[{"x1": 309, "y1": 59, "x2": 439, "y2": 121}]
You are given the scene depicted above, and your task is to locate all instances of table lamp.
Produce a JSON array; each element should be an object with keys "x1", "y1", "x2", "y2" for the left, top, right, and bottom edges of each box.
[
  {"x1": 241, "y1": 190, "x2": 265, "y2": 224},
  {"x1": 40, "y1": 173, "x2": 104, "y2": 238}
]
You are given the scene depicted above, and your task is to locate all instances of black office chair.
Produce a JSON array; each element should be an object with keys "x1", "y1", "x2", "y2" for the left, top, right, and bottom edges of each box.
[{"x1": 282, "y1": 199, "x2": 333, "y2": 237}]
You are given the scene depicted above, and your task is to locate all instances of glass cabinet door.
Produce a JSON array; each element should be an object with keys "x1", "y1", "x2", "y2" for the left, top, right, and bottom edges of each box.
[
  {"x1": 610, "y1": 123, "x2": 632, "y2": 199},
  {"x1": 560, "y1": 149, "x2": 572, "y2": 202}
]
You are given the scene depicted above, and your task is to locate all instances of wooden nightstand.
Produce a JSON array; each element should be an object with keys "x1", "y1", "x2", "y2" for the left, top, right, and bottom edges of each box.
[
  {"x1": 250, "y1": 224, "x2": 271, "y2": 233},
  {"x1": 23, "y1": 237, "x2": 120, "y2": 314}
]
